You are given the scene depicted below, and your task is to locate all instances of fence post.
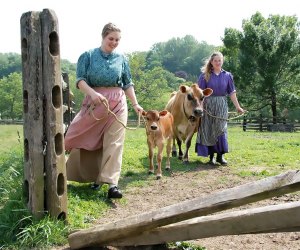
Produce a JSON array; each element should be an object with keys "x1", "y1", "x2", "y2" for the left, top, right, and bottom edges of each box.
[
  {"x1": 20, "y1": 8, "x2": 67, "y2": 220},
  {"x1": 242, "y1": 116, "x2": 247, "y2": 131},
  {"x1": 20, "y1": 11, "x2": 45, "y2": 219},
  {"x1": 259, "y1": 113, "x2": 263, "y2": 132}
]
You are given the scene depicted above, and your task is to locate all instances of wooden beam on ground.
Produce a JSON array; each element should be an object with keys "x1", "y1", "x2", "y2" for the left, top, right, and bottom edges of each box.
[
  {"x1": 68, "y1": 170, "x2": 300, "y2": 249},
  {"x1": 109, "y1": 201, "x2": 300, "y2": 246}
]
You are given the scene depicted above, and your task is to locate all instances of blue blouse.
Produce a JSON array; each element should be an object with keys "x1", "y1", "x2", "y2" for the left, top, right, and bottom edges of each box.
[
  {"x1": 76, "y1": 48, "x2": 133, "y2": 90},
  {"x1": 198, "y1": 70, "x2": 236, "y2": 96}
]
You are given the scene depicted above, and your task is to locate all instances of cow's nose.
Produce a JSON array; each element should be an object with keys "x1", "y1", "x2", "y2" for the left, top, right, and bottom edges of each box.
[
  {"x1": 194, "y1": 109, "x2": 203, "y2": 117},
  {"x1": 150, "y1": 125, "x2": 157, "y2": 130}
]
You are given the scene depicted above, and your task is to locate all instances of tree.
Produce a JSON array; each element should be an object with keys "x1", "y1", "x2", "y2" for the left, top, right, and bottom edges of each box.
[
  {"x1": 0, "y1": 53, "x2": 22, "y2": 79},
  {"x1": 222, "y1": 12, "x2": 300, "y2": 123},
  {"x1": 145, "y1": 36, "x2": 216, "y2": 82},
  {"x1": 0, "y1": 72, "x2": 23, "y2": 120}
]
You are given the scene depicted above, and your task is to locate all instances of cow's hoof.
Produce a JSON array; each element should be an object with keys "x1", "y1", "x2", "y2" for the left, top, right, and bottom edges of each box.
[
  {"x1": 172, "y1": 151, "x2": 177, "y2": 157},
  {"x1": 148, "y1": 170, "x2": 154, "y2": 175},
  {"x1": 183, "y1": 160, "x2": 189, "y2": 165},
  {"x1": 156, "y1": 175, "x2": 162, "y2": 180},
  {"x1": 178, "y1": 156, "x2": 183, "y2": 160},
  {"x1": 165, "y1": 166, "x2": 170, "y2": 171}
]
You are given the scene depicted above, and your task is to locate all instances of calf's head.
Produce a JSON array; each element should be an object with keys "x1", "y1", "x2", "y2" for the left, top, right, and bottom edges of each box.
[{"x1": 142, "y1": 110, "x2": 168, "y2": 131}]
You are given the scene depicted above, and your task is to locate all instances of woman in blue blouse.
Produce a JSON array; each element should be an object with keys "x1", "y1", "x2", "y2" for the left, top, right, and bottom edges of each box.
[
  {"x1": 65, "y1": 23, "x2": 143, "y2": 199},
  {"x1": 195, "y1": 52, "x2": 244, "y2": 165}
]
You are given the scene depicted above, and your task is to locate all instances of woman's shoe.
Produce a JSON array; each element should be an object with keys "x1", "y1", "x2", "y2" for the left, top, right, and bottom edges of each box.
[
  {"x1": 91, "y1": 183, "x2": 101, "y2": 190},
  {"x1": 108, "y1": 186, "x2": 123, "y2": 199},
  {"x1": 216, "y1": 154, "x2": 228, "y2": 165},
  {"x1": 208, "y1": 153, "x2": 216, "y2": 165}
]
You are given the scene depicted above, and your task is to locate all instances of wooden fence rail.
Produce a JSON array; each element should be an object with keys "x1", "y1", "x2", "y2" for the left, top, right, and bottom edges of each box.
[{"x1": 68, "y1": 170, "x2": 300, "y2": 249}]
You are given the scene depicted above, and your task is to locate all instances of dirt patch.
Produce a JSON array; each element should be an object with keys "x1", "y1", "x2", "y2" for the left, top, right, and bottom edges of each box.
[{"x1": 94, "y1": 164, "x2": 300, "y2": 250}]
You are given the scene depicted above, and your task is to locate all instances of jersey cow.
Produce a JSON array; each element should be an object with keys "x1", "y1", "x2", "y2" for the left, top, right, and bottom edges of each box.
[
  {"x1": 165, "y1": 84, "x2": 213, "y2": 163},
  {"x1": 142, "y1": 110, "x2": 174, "y2": 179}
]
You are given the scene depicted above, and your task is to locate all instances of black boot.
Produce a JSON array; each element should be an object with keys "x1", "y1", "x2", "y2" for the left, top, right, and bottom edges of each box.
[
  {"x1": 208, "y1": 153, "x2": 216, "y2": 165},
  {"x1": 216, "y1": 154, "x2": 227, "y2": 165}
]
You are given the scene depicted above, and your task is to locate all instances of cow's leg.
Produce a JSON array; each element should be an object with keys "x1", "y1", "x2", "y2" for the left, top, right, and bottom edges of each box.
[
  {"x1": 148, "y1": 145, "x2": 155, "y2": 175},
  {"x1": 165, "y1": 137, "x2": 172, "y2": 171},
  {"x1": 183, "y1": 134, "x2": 193, "y2": 164},
  {"x1": 171, "y1": 137, "x2": 177, "y2": 157},
  {"x1": 156, "y1": 143, "x2": 164, "y2": 179},
  {"x1": 177, "y1": 137, "x2": 183, "y2": 160}
]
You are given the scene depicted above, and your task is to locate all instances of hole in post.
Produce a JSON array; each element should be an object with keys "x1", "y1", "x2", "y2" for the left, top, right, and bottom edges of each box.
[
  {"x1": 24, "y1": 138, "x2": 29, "y2": 162},
  {"x1": 57, "y1": 212, "x2": 66, "y2": 221},
  {"x1": 57, "y1": 173, "x2": 65, "y2": 196},
  {"x1": 23, "y1": 90, "x2": 28, "y2": 113},
  {"x1": 23, "y1": 180, "x2": 29, "y2": 203},
  {"x1": 55, "y1": 133, "x2": 63, "y2": 155},
  {"x1": 49, "y1": 31, "x2": 59, "y2": 56},
  {"x1": 21, "y1": 38, "x2": 28, "y2": 62},
  {"x1": 52, "y1": 85, "x2": 61, "y2": 109}
]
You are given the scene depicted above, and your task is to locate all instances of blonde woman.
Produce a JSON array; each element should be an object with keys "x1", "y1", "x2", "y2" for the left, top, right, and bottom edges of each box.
[{"x1": 196, "y1": 52, "x2": 244, "y2": 165}]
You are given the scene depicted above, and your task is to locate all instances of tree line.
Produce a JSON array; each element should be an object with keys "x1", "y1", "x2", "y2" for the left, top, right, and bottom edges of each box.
[{"x1": 1, "y1": 11, "x2": 300, "y2": 122}]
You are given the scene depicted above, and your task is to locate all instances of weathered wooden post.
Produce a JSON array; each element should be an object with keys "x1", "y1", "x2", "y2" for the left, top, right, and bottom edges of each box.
[
  {"x1": 20, "y1": 11, "x2": 45, "y2": 219},
  {"x1": 20, "y1": 9, "x2": 67, "y2": 220}
]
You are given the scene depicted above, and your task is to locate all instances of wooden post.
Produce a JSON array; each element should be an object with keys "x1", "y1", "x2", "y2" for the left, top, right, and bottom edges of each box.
[
  {"x1": 20, "y1": 11, "x2": 45, "y2": 219},
  {"x1": 242, "y1": 115, "x2": 247, "y2": 131},
  {"x1": 20, "y1": 8, "x2": 67, "y2": 220},
  {"x1": 40, "y1": 9, "x2": 68, "y2": 220},
  {"x1": 68, "y1": 170, "x2": 300, "y2": 249}
]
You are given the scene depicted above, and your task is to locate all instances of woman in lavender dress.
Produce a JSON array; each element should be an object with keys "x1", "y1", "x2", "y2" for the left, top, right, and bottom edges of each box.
[
  {"x1": 65, "y1": 23, "x2": 143, "y2": 199},
  {"x1": 195, "y1": 52, "x2": 244, "y2": 165}
]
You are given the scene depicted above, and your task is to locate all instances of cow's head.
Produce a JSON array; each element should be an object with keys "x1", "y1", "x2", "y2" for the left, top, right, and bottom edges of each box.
[
  {"x1": 179, "y1": 84, "x2": 213, "y2": 121},
  {"x1": 142, "y1": 110, "x2": 168, "y2": 131}
]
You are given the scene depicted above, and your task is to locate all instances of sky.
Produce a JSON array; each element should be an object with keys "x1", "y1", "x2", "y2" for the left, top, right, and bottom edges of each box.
[{"x1": 1, "y1": 0, "x2": 299, "y2": 63}]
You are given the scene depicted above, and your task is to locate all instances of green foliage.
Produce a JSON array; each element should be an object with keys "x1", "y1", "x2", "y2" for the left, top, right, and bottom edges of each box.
[
  {"x1": 0, "y1": 53, "x2": 22, "y2": 79},
  {"x1": 0, "y1": 72, "x2": 23, "y2": 120},
  {"x1": 145, "y1": 37, "x2": 216, "y2": 81},
  {"x1": 222, "y1": 12, "x2": 300, "y2": 119},
  {"x1": 169, "y1": 241, "x2": 207, "y2": 250}
]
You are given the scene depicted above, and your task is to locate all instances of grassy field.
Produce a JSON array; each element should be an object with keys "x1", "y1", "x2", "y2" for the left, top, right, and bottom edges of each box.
[
  {"x1": 0, "y1": 125, "x2": 23, "y2": 154},
  {"x1": 0, "y1": 124, "x2": 299, "y2": 249}
]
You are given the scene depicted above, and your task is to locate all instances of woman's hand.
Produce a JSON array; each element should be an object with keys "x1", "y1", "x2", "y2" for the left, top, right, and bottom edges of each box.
[
  {"x1": 237, "y1": 107, "x2": 246, "y2": 114},
  {"x1": 132, "y1": 103, "x2": 143, "y2": 114},
  {"x1": 90, "y1": 91, "x2": 108, "y2": 107}
]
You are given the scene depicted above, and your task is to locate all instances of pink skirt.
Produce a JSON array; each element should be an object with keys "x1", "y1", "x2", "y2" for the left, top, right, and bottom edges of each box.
[{"x1": 64, "y1": 87, "x2": 127, "y2": 151}]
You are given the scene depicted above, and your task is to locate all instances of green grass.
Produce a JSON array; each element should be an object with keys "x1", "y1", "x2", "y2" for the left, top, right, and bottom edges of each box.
[
  {"x1": 0, "y1": 125, "x2": 22, "y2": 155},
  {"x1": 0, "y1": 124, "x2": 299, "y2": 249}
]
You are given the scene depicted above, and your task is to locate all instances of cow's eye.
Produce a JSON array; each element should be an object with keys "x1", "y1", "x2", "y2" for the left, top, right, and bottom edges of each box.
[
  {"x1": 187, "y1": 93, "x2": 193, "y2": 101},
  {"x1": 199, "y1": 96, "x2": 204, "y2": 101}
]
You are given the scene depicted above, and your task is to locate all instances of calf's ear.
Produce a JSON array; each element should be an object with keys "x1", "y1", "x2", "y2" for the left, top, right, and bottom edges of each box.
[
  {"x1": 142, "y1": 110, "x2": 147, "y2": 116},
  {"x1": 159, "y1": 110, "x2": 168, "y2": 117},
  {"x1": 203, "y1": 88, "x2": 213, "y2": 97}
]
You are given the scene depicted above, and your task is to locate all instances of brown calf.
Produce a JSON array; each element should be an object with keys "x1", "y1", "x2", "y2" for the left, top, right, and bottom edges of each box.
[
  {"x1": 142, "y1": 110, "x2": 174, "y2": 179},
  {"x1": 165, "y1": 84, "x2": 213, "y2": 163}
]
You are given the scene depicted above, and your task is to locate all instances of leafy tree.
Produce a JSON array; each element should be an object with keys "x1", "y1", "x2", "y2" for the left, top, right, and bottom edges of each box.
[
  {"x1": 0, "y1": 53, "x2": 22, "y2": 79},
  {"x1": 145, "y1": 36, "x2": 216, "y2": 82},
  {"x1": 0, "y1": 72, "x2": 23, "y2": 120},
  {"x1": 128, "y1": 52, "x2": 178, "y2": 115},
  {"x1": 222, "y1": 12, "x2": 300, "y2": 123}
]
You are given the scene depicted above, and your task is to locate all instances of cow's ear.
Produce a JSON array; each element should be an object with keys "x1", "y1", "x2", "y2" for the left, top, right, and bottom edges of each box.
[
  {"x1": 142, "y1": 110, "x2": 147, "y2": 116},
  {"x1": 203, "y1": 88, "x2": 213, "y2": 97},
  {"x1": 179, "y1": 85, "x2": 188, "y2": 93},
  {"x1": 159, "y1": 110, "x2": 168, "y2": 117}
]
